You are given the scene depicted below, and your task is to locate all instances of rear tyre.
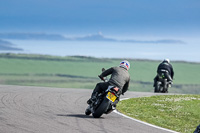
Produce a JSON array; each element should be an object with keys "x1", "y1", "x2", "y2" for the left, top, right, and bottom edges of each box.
[
  {"x1": 162, "y1": 80, "x2": 168, "y2": 93},
  {"x1": 92, "y1": 97, "x2": 110, "y2": 118},
  {"x1": 163, "y1": 87, "x2": 168, "y2": 93}
]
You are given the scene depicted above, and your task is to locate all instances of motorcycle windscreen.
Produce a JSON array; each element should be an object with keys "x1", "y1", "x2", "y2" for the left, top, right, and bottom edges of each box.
[{"x1": 106, "y1": 92, "x2": 117, "y2": 102}]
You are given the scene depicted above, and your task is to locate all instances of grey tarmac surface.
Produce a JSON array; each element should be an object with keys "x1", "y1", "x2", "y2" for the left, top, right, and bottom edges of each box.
[{"x1": 0, "y1": 85, "x2": 177, "y2": 133}]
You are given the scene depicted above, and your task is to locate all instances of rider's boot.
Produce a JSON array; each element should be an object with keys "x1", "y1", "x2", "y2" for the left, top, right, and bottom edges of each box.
[
  {"x1": 87, "y1": 92, "x2": 98, "y2": 104},
  {"x1": 87, "y1": 97, "x2": 95, "y2": 104},
  {"x1": 168, "y1": 81, "x2": 173, "y2": 88},
  {"x1": 153, "y1": 78, "x2": 157, "y2": 87}
]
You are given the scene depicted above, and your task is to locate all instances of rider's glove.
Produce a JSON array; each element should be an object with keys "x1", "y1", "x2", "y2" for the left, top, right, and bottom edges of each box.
[{"x1": 98, "y1": 75, "x2": 105, "y2": 81}]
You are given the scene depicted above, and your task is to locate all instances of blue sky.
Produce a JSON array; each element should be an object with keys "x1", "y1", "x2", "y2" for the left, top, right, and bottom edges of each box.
[
  {"x1": 0, "y1": 0, "x2": 200, "y2": 62},
  {"x1": 1, "y1": 0, "x2": 200, "y2": 38}
]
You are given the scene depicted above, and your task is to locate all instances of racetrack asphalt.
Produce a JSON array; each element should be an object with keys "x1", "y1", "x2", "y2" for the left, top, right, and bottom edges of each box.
[{"x1": 0, "y1": 85, "x2": 178, "y2": 133}]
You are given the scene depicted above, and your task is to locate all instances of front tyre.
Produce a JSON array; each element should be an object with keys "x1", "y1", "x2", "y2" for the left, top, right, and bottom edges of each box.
[
  {"x1": 92, "y1": 97, "x2": 110, "y2": 118},
  {"x1": 85, "y1": 106, "x2": 91, "y2": 115}
]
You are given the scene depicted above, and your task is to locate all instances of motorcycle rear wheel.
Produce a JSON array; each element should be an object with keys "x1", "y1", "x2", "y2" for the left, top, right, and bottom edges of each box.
[{"x1": 92, "y1": 97, "x2": 110, "y2": 118}]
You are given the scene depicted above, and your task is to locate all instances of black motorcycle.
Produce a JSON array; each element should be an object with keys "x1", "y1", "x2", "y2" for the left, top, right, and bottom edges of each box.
[
  {"x1": 154, "y1": 78, "x2": 172, "y2": 93},
  {"x1": 85, "y1": 68, "x2": 120, "y2": 118}
]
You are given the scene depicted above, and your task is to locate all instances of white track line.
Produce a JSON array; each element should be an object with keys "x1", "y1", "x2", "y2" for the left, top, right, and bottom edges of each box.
[{"x1": 114, "y1": 98, "x2": 179, "y2": 133}]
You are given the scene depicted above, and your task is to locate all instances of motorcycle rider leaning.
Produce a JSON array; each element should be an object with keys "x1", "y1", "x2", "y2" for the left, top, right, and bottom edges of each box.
[
  {"x1": 153, "y1": 59, "x2": 174, "y2": 87},
  {"x1": 87, "y1": 60, "x2": 130, "y2": 104}
]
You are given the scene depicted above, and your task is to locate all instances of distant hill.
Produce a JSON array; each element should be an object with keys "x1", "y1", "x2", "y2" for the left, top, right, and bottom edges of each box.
[
  {"x1": 0, "y1": 32, "x2": 186, "y2": 44},
  {"x1": 0, "y1": 39, "x2": 23, "y2": 51},
  {"x1": 74, "y1": 33, "x2": 116, "y2": 41},
  {"x1": 0, "y1": 33, "x2": 67, "y2": 40}
]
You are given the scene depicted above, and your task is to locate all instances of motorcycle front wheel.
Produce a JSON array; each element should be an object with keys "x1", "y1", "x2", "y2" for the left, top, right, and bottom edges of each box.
[{"x1": 85, "y1": 106, "x2": 92, "y2": 115}]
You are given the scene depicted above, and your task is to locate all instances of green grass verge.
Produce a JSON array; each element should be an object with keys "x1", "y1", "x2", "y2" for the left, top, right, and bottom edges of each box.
[
  {"x1": 0, "y1": 53, "x2": 200, "y2": 94},
  {"x1": 117, "y1": 95, "x2": 200, "y2": 133},
  {"x1": 0, "y1": 75, "x2": 98, "y2": 89}
]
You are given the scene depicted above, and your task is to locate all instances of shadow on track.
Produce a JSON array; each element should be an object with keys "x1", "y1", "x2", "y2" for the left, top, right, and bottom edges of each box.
[
  {"x1": 57, "y1": 114, "x2": 105, "y2": 119},
  {"x1": 57, "y1": 114, "x2": 91, "y2": 118}
]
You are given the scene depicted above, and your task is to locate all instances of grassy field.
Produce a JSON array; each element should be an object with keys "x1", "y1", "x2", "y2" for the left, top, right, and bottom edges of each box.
[
  {"x1": 117, "y1": 95, "x2": 200, "y2": 133},
  {"x1": 0, "y1": 53, "x2": 200, "y2": 94},
  {"x1": 0, "y1": 53, "x2": 199, "y2": 132}
]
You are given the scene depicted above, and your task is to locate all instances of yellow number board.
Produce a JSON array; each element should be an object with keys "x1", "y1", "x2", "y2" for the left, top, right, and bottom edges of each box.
[{"x1": 106, "y1": 92, "x2": 117, "y2": 102}]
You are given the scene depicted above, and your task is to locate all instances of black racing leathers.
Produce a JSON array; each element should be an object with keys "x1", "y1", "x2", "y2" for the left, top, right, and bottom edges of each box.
[
  {"x1": 157, "y1": 61, "x2": 174, "y2": 79},
  {"x1": 154, "y1": 61, "x2": 174, "y2": 86},
  {"x1": 91, "y1": 66, "x2": 130, "y2": 97}
]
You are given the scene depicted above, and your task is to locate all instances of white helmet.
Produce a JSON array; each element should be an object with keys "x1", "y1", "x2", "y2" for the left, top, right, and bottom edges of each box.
[
  {"x1": 164, "y1": 59, "x2": 170, "y2": 63},
  {"x1": 119, "y1": 60, "x2": 130, "y2": 70}
]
